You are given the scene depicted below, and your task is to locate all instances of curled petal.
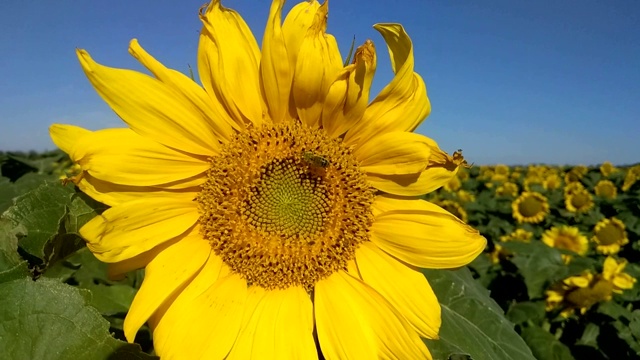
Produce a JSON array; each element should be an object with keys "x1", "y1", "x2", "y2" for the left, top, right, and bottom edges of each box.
[
  {"x1": 322, "y1": 40, "x2": 377, "y2": 138},
  {"x1": 345, "y1": 23, "x2": 430, "y2": 146}
]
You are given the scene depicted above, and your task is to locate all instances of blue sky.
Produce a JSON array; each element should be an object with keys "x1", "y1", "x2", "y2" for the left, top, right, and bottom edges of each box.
[{"x1": 1, "y1": 0, "x2": 638, "y2": 165}]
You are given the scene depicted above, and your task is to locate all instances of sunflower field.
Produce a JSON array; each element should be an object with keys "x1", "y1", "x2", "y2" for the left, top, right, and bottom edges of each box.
[
  {"x1": 424, "y1": 162, "x2": 640, "y2": 359},
  {"x1": 1, "y1": 148, "x2": 637, "y2": 359}
]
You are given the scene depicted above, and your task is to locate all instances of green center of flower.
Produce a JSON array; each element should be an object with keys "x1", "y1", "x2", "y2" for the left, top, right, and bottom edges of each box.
[
  {"x1": 197, "y1": 121, "x2": 375, "y2": 290},
  {"x1": 571, "y1": 192, "x2": 591, "y2": 209},
  {"x1": 565, "y1": 278, "x2": 613, "y2": 309},
  {"x1": 554, "y1": 235, "x2": 579, "y2": 252}
]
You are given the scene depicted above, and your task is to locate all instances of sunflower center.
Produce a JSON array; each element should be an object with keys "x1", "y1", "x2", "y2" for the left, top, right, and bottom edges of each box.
[
  {"x1": 197, "y1": 121, "x2": 375, "y2": 290},
  {"x1": 565, "y1": 278, "x2": 613, "y2": 309},
  {"x1": 571, "y1": 193, "x2": 590, "y2": 209},
  {"x1": 520, "y1": 196, "x2": 543, "y2": 217},
  {"x1": 596, "y1": 223, "x2": 624, "y2": 245}
]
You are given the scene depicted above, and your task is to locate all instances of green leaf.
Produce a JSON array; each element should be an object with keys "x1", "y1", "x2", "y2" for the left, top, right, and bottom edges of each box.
[
  {"x1": 506, "y1": 301, "x2": 546, "y2": 325},
  {"x1": 520, "y1": 324, "x2": 575, "y2": 360},
  {"x1": 0, "y1": 277, "x2": 156, "y2": 360},
  {"x1": 423, "y1": 267, "x2": 535, "y2": 360},
  {"x1": 0, "y1": 219, "x2": 29, "y2": 283},
  {"x1": 3, "y1": 182, "x2": 74, "y2": 260},
  {"x1": 502, "y1": 241, "x2": 567, "y2": 299}
]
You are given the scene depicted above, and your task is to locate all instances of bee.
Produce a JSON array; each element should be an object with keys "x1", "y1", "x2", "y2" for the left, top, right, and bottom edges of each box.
[{"x1": 301, "y1": 151, "x2": 330, "y2": 168}]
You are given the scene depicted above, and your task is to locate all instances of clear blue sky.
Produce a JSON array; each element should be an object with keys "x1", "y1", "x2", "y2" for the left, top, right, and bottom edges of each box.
[{"x1": 1, "y1": 0, "x2": 638, "y2": 165}]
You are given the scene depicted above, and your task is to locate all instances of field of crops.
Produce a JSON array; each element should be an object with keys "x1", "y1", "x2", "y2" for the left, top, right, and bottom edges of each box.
[
  {"x1": 1, "y1": 150, "x2": 639, "y2": 359},
  {"x1": 425, "y1": 162, "x2": 640, "y2": 359}
]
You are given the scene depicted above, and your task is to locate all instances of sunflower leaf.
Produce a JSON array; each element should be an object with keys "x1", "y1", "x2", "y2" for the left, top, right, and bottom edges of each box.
[
  {"x1": 519, "y1": 323, "x2": 575, "y2": 360},
  {"x1": 501, "y1": 241, "x2": 566, "y2": 299},
  {"x1": 423, "y1": 267, "x2": 535, "y2": 360},
  {"x1": 0, "y1": 277, "x2": 156, "y2": 359},
  {"x1": 3, "y1": 181, "x2": 74, "y2": 260},
  {"x1": 0, "y1": 218, "x2": 29, "y2": 283}
]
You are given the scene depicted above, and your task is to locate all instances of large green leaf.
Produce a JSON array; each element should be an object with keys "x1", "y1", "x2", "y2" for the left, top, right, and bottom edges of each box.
[
  {"x1": 502, "y1": 241, "x2": 567, "y2": 299},
  {"x1": 0, "y1": 277, "x2": 155, "y2": 360},
  {"x1": 3, "y1": 182, "x2": 74, "y2": 260},
  {"x1": 0, "y1": 218, "x2": 29, "y2": 283},
  {"x1": 423, "y1": 267, "x2": 535, "y2": 360}
]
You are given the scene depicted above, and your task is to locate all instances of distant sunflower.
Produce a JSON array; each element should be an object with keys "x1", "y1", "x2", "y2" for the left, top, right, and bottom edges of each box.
[
  {"x1": 523, "y1": 175, "x2": 543, "y2": 191},
  {"x1": 443, "y1": 175, "x2": 462, "y2": 192},
  {"x1": 499, "y1": 228, "x2": 533, "y2": 243},
  {"x1": 543, "y1": 173, "x2": 563, "y2": 190},
  {"x1": 622, "y1": 165, "x2": 640, "y2": 192},
  {"x1": 495, "y1": 182, "x2": 518, "y2": 197},
  {"x1": 565, "y1": 188, "x2": 594, "y2": 213},
  {"x1": 564, "y1": 181, "x2": 585, "y2": 196},
  {"x1": 542, "y1": 226, "x2": 588, "y2": 262},
  {"x1": 599, "y1": 161, "x2": 616, "y2": 177},
  {"x1": 437, "y1": 200, "x2": 468, "y2": 223},
  {"x1": 49, "y1": 1, "x2": 487, "y2": 358},
  {"x1": 512, "y1": 191, "x2": 549, "y2": 224},
  {"x1": 592, "y1": 218, "x2": 629, "y2": 255},
  {"x1": 564, "y1": 165, "x2": 587, "y2": 184},
  {"x1": 456, "y1": 189, "x2": 475, "y2": 204},
  {"x1": 494, "y1": 164, "x2": 510, "y2": 176},
  {"x1": 545, "y1": 256, "x2": 636, "y2": 317},
  {"x1": 594, "y1": 180, "x2": 617, "y2": 199}
]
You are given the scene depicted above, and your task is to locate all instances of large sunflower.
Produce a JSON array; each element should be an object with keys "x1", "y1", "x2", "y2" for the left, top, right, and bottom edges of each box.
[
  {"x1": 564, "y1": 188, "x2": 594, "y2": 213},
  {"x1": 594, "y1": 179, "x2": 617, "y2": 199},
  {"x1": 49, "y1": 1, "x2": 486, "y2": 358},
  {"x1": 512, "y1": 191, "x2": 549, "y2": 224}
]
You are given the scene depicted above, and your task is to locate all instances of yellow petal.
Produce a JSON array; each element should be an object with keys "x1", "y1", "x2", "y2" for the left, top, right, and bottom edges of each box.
[
  {"x1": 322, "y1": 40, "x2": 377, "y2": 138},
  {"x1": 107, "y1": 235, "x2": 181, "y2": 280},
  {"x1": 80, "y1": 197, "x2": 200, "y2": 262},
  {"x1": 151, "y1": 258, "x2": 238, "y2": 359},
  {"x1": 128, "y1": 39, "x2": 238, "y2": 139},
  {"x1": 199, "y1": 0, "x2": 263, "y2": 126},
  {"x1": 292, "y1": 1, "x2": 343, "y2": 128},
  {"x1": 316, "y1": 270, "x2": 432, "y2": 359},
  {"x1": 77, "y1": 50, "x2": 219, "y2": 156},
  {"x1": 75, "y1": 172, "x2": 199, "y2": 207},
  {"x1": 370, "y1": 195, "x2": 486, "y2": 268},
  {"x1": 49, "y1": 124, "x2": 91, "y2": 155},
  {"x1": 259, "y1": 0, "x2": 293, "y2": 123},
  {"x1": 282, "y1": 0, "x2": 321, "y2": 79},
  {"x1": 123, "y1": 233, "x2": 211, "y2": 342},
  {"x1": 344, "y1": 23, "x2": 430, "y2": 145},
  {"x1": 71, "y1": 128, "x2": 210, "y2": 187},
  {"x1": 367, "y1": 139, "x2": 467, "y2": 196},
  {"x1": 355, "y1": 132, "x2": 431, "y2": 175},
  {"x1": 356, "y1": 242, "x2": 441, "y2": 339},
  {"x1": 226, "y1": 286, "x2": 317, "y2": 360}
]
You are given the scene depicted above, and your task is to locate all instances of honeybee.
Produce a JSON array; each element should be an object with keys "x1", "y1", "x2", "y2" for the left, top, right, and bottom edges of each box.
[{"x1": 301, "y1": 151, "x2": 330, "y2": 168}]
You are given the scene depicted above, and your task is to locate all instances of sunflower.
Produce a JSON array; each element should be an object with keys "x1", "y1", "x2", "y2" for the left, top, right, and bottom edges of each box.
[
  {"x1": 594, "y1": 179, "x2": 617, "y2": 199},
  {"x1": 622, "y1": 165, "x2": 640, "y2": 192},
  {"x1": 49, "y1": 1, "x2": 486, "y2": 358},
  {"x1": 456, "y1": 189, "x2": 475, "y2": 204},
  {"x1": 600, "y1": 161, "x2": 616, "y2": 177},
  {"x1": 545, "y1": 256, "x2": 636, "y2": 317},
  {"x1": 523, "y1": 175, "x2": 544, "y2": 191},
  {"x1": 512, "y1": 191, "x2": 549, "y2": 224},
  {"x1": 495, "y1": 181, "x2": 519, "y2": 197},
  {"x1": 542, "y1": 226, "x2": 588, "y2": 262},
  {"x1": 564, "y1": 166, "x2": 587, "y2": 184},
  {"x1": 563, "y1": 181, "x2": 585, "y2": 196},
  {"x1": 499, "y1": 228, "x2": 533, "y2": 243},
  {"x1": 437, "y1": 200, "x2": 468, "y2": 223},
  {"x1": 565, "y1": 188, "x2": 594, "y2": 213},
  {"x1": 543, "y1": 173, "x2": 563, "y2": 190},
  {"x1": 592, "y1": 218, "x2": 629, "y2": 255},
  {"x1": 443, "y1": 175, "x2": 461, "y2": 192}
]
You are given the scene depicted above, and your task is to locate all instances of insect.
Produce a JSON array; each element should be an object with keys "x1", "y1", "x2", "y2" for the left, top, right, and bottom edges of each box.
[{"x1": 301, "y1": 151, "x2": 330, "y2": 168}]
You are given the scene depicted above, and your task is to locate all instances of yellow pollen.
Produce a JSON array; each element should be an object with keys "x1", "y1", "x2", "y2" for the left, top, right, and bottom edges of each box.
[{"x1": 197, "y1": 121, "x2": 375, "y2": 290}]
